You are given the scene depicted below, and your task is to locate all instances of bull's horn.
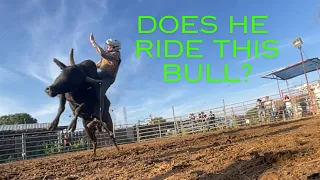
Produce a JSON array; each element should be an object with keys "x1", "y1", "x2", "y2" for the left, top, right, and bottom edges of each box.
[
  {"x1": 69, "y1": 48, "x2": 75, "y2": 66},
  {"x1": 85, "y1": 77, "x2": 103, "y2": 84}
]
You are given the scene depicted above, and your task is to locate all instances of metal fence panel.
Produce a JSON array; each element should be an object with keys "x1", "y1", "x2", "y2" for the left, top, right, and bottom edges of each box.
[{"x1": 1, "y1": 86, "x2": 320, "y2": 163}]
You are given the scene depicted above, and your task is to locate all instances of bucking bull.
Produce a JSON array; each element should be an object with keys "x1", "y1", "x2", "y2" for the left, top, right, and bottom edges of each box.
[{"x1": 45, "y1": 48, "x2": 119, "y2": 156}]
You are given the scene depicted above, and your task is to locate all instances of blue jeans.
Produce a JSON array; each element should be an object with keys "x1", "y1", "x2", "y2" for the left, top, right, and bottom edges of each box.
[
  {"x1": 266, "y1": 108, "x2": 275, "y2": 120},
  {"x1": 97, "y1": 71, "x2": 115, "y2": 121},
  {"x1": 97, "y1": 71, "x2": 115, "y2": 98}
]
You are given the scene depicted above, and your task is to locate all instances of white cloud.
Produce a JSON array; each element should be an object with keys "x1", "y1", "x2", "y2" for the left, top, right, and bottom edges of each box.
[
  {"x1": 110, "y1": 89, "x2": 186, "y2": 124},
  {"x1": 0, "y1": 68, "x2": 21, "y2": 85},
  {"x1": 107, "y1": 50, "x2": 144, "y2": 98},
  {"x1": 239, "y1": 33, "x2": 320, "y2": 63},
  {"x1": 31, "y1": 102, "x2": 59, "y2": 118},
  {"x1": 27, "y1": 68, "x2": 51, "y2": 85},
  {"x1": 239, "y1": 43, "x2": 290, "y2": 63},
  {"x1": 21, "y1": 0, "x2": 109, "y2": 85},
  {"x1": 127, "y1": 50, "x2": 142, "y2": 74},
  {"x1": 239, "y1": 68, "x2": 277, "y2": 81},
  {"x1": 0, "y1": 96, "x2": 26, "y2": 116},
  {"x1": 6, "y1": 0, "x2": 128, "y2": 118},
  {"x1": 0, "y1": 96, "x2": 72, "y2": 124}
]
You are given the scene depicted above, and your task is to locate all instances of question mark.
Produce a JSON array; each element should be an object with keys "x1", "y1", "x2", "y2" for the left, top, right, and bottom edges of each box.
[{"x1": 241, "y1": 64, "x2": 252, "y2": 82}]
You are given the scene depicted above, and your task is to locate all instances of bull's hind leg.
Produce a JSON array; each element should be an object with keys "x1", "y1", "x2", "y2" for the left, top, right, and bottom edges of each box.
[
  {"x1": 101, "y1": 103, "x2": 120, "y2": 151},
  {"x1": 68, "y1": 103, "x2": 85, "y2": 132},
  {"x1": 83, "y1": 119, "x2": 98, "y2": 157}
]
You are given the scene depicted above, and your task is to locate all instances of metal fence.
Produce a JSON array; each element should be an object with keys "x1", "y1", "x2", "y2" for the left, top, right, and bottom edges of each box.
[{"x1": 1, "y1": 83, "x2": 320, "y2": 164}]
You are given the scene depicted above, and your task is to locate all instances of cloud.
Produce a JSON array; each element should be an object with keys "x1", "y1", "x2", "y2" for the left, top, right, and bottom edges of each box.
[
  {"x1": 225, "y1": 81, "x2": 279, "y2": 100},
  {"x1": 0, "y1": 0, "x2": 139, "y2": 121},
  {"x1": 240, "y1": 43, "x2": 291, "y2": 63},
  {"x1": 127, "y1": 50, "x2": 143, "y2": 74},
  {"x1": 0, "y1": 68, "x2": 21, "y2": 85},
  {"x1": 7, "y1": 0, "x2": 128, "y2": 118},
  {"x1": 27, "y1": 68, "x2": 51, "y2": 85},
  {"x1": 107, "y1": 50, "x2": 144, "y2": 104},
  {"x1": 239, "y1": 33, "x2": 320, "y2": 63},
  {"x1": 110, "y1": 89, "x2": 186, "y2": 124},
  {"x1": 30, "y1": 102, "x2": 59, "y2": 118},
  {"x1": 0, "y1": 96, "x2": 26, "y2": 116},
  {"x1": 20, "y1": 0, "x2": 110, "y2": 85},
  {"x1": 239, "y1": 68, "x2": 277, "y2": 81}
]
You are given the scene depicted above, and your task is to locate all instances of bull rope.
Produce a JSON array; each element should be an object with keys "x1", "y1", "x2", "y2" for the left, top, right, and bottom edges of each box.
[{"x1": 98, "y1": 82, "x2": 119, "y2": 151}]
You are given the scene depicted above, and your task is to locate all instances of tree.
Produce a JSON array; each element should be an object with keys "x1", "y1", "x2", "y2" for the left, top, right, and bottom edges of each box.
[
  {"x1": 0, "y1": 113, "x2": 38, "y2": 125},
  {"x1": 149, "y1": 117, "x2": 166, "y2": 124}
]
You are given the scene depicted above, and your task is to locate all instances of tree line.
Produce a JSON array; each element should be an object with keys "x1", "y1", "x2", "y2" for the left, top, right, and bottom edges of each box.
[
  {"x1": 0, "y1": 112, "x2": 168, "y2": 126},
  {"x1": 0, "y1": 113, "x2": 38, "y2": 125}
]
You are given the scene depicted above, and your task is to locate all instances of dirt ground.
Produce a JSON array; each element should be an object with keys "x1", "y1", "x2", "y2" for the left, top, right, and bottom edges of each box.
[{"x1": 1, "y1": 117, "x2": 320, "y2": 180}]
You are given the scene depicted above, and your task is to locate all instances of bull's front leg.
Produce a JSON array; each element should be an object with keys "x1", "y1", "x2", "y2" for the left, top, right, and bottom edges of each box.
[
  {"x1": 48, "y1": 94, "x2": 66, "y2": 131},
  {"x1": 68, "y1": 103, "x2": 85, "y2": 132}
]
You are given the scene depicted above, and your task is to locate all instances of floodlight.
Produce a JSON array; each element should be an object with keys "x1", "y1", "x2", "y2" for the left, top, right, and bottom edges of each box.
[{"x1": 293, "y1": 38, "x2": 303, "y2": 48}]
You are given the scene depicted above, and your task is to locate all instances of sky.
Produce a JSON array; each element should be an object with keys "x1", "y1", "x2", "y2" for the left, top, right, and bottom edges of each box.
[{"x1": 0, "y1": 0, "x2": 320, "y2": 128}]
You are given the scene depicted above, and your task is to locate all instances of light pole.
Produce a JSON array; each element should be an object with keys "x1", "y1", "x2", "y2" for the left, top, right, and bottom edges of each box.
[
  {"x1": 293, "y1": 37, "x2": 309, "y2": 87},
  {"x1": 293, "y1": 37, "x2": 315, "y2": 114}
]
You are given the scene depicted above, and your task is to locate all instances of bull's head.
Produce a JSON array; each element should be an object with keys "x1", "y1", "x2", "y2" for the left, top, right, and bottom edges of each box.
[{"x1": 45, "y1": 48, "x2": 102, "y2": 97}]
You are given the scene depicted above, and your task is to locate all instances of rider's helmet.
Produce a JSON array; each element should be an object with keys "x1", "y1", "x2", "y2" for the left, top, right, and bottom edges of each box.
[{"x1": 106, "y1": 38, "x2": 121, "y2": 51}]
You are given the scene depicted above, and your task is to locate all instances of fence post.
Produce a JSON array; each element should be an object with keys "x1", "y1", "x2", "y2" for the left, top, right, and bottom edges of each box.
[
  {"x1": 231, "y1": 107, "x2": 235, "y2": 126},
  {"x1": 57, "y1": 131, "x2": 62, "y2": 152},
  {"x1": 113, "y1": 123, "x2": 116, "y2": 139},
  {"x1": 243, "y1": 102, "x2": 247, "y2": 125},
  {"x1": 180, "y1": 116, "x2": 185, "y2": 135},
  {"x1": 223, "y1": 99, "x2": 227, "y2": 129},
  {"x1": 21, "y1": 133, "x2": 27, "y2": 160},
  {"x1": 136, "y1": 124, "x2": 140, "y2": 142},
  {"x1": 172, "y1": 106, "x2": 178, "y2": 134},
  {"x1": 158, "y1": 122, "x2": 162, "y2": 138}
]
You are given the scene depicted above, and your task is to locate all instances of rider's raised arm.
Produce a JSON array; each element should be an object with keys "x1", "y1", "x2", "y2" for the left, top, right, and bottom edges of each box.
[
  {"x1": 91, "y1": 41, "x2": 120, "y2": 64},
  {"x1": 91, "y1": 41, "x2": 106, "y2": 57}
]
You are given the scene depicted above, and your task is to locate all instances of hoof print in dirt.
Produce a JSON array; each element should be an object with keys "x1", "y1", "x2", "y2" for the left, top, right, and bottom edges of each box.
[
  {"x1": 226, "y1": 139, "x2": 232, "y2": 144},
  {"x1": 64, "y1": 175, "x2": 80, "y2": 180},
  {"x1": 189, "y1": 170, "x2": 205, "y2": 178},
  {"x1": 249, "y1": 151, "x2": 260, "y2": 158},
  {"x1": 172, "y1": 162, "x2": 191, "y2": 170},
  {"x1": 212, "y1": 142, "x2": 220, "y2": 146},
  {"x1": 307, "y1": 172, "x2": 320, "y2": 180}
]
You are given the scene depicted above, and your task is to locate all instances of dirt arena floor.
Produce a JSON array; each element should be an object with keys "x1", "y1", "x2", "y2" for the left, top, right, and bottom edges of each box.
[{"x1": 1, "y1": 117, "x2": 320, "y2": 180}]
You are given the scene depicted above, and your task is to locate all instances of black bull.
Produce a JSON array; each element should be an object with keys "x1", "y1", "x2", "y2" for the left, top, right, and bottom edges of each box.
[{"x1": 45, "y1": 48, "x2": 119, "y2": 156}]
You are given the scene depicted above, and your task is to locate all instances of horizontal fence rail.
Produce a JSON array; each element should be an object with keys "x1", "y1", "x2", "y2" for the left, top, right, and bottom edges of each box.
[{"x1": 1, "y1": 85, "x2": 320, "y2": 163}]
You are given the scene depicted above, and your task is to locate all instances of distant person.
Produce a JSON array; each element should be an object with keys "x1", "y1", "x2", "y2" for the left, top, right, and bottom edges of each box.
[
  {"x1": 264, "y1": 96, "x2": 275, "y2": 121},
  {"x1": 64, "y1": 135, "x2": 71, "y2": 151},
  {"x1": 256, "y1": 99, "x2": 265, "y2": 121},
  {"x1": 197, "y1": 113, "x2": 202, "y2": 121},
  {"x1": 201, "y1": 112, "x2": 207, "y2": 121},
  {"x1": 283, "y1": 95, "x2": 293, "y2": 118},
  {"x1": 209, "y1": 111, "x2": 215, "y2": 120},
  {"x1": 188, "y1": 113, "x2": 195, "y2": 121}
]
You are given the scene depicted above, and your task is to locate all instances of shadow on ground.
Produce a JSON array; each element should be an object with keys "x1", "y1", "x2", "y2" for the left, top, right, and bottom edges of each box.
[
  {"x1": 195, "y1": 148, "x2": 312, "y2": 180},
  {"x1": 307, "y1": 172, "x2": 320, "y2": 180},
  {"x1": 141, "y1": 124, "x2": 303, "y2": 162}
]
